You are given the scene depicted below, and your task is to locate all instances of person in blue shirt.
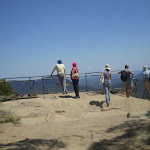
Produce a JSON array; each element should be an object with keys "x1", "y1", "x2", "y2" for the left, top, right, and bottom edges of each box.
[{"x1": 143, "y1": 66, "x2": 150, "y2": 99}]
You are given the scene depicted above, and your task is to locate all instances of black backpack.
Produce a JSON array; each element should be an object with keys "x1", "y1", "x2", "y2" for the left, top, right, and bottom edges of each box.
[{"x1": 121, "y1": 71, "x2": 127, "y2": 81}]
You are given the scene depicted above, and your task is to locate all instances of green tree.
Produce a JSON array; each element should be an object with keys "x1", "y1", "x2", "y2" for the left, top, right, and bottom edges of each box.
[{"x1": 0, "y1": 80, "x2": 15, "y2": 95}]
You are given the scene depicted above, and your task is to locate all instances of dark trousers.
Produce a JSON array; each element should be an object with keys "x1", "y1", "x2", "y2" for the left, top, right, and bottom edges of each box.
[{"x1": 73, "y1": 80, "x2": 79, "y2": 96}]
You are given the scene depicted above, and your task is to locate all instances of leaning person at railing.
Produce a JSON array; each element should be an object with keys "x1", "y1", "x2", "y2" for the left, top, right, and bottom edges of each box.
[
  {"x1": 51, "y1": 60, "x2": 68, "y2": 94},
  {"x1": 143, "y1": 66, "x2": 150, "y2": 100},
  {"x1": 70, "y1": 62, "x2": 80, "y2": 98},
  {"x1": 100, "y1": 64, "x2": 112, "y2": 107},
  {"x1": 118, "y1": 65, "x2": 134, "y2": 98}
]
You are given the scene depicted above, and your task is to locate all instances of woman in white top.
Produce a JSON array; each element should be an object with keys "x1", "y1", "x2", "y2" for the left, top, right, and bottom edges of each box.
[{"x1": 143, "y1": 66, "x2": 150, "y2": 99}]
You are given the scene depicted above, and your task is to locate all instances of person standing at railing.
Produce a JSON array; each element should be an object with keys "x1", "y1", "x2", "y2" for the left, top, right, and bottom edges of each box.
[
  {"x1": 118, "y1": 65, "x2": 134, "y2": 98},
  {"x1": 143, "y1": 66, "x2": 150, "y2": 100},
  {"x1": 70, "y1": 62, "x2": 80, "y2": 98},
  {"x1": 51, "y1": 60, "x2": 68, "y2": 94},
  {"x1": 100, "y1": 64, "x2": 112, "y2": 107}
]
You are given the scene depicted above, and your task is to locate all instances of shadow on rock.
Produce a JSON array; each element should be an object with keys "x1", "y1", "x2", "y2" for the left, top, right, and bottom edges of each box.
[
  {"x1": 0, "y1": 138, "x2": 66, "y2": 150},
  {"x1": 88, "y1": 119, "x2": 150, "y2": 150},
  {"x1": 89, "y1": 101, "x2": 105, "y2": 109},
  {"x1": 59, "y1": 95, "x2": 73, "y2": 98}
]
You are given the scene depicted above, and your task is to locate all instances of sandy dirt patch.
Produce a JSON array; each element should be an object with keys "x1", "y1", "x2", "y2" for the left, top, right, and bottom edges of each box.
[{"x1": 0, "y1": 92, "x2": 150, "y2": 150}]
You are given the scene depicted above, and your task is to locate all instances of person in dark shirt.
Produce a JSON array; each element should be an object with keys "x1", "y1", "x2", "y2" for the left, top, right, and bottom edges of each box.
[{"x1": 118, "y1": 65, "x2": 134, "y2": 98}]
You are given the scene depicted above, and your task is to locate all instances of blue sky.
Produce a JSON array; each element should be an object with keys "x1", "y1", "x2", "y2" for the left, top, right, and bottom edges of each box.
[{"x1": 0, "y1": 0, "x2": 150, "y2": 78}]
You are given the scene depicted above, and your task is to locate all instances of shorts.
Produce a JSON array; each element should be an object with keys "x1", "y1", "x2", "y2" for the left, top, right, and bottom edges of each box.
[
  {"x1": 123, "y1": 79, "x2": 133, "y2": 88},
  {"x1": 145, "y1": 81, "x2": 150, "y2": 88}
]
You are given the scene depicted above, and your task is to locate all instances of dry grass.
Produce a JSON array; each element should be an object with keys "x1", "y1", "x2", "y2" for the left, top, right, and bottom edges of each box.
[{"x1": 0, "y1": 110, "x2": 20, "y2": 125}]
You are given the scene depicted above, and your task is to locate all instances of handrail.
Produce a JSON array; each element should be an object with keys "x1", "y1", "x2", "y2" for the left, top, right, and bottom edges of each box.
[
  {"x1": 0, "y1": 70, "x2": 139, "y2": 83},
  {"x1": 0, "y1": 70, "x2": 141, "y2": 100},
  {"x1": 0, "y1": 70, "x2": 122, "y2": 81}
]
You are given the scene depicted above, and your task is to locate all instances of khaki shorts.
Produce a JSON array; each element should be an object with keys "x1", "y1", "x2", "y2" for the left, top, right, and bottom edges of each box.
[
  {"x1": 123, "y1": 79, "x2": 133, "y2": 88},
  {"x1": 145, "y1": 81, "x2": 150, "y2": 88}
]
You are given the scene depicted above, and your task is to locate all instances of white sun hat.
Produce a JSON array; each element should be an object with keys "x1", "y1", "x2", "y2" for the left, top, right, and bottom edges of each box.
[
  {"x1": 105, "y1": 64, "x2": 111, "y2": 70},
  {"x1": 143, "y1": 65, "x2": 148, "y2": 71}
]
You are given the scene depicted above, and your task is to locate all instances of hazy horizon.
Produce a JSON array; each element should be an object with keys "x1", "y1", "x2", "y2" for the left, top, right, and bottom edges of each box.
[{"x1": 0, "y1": 0, "x2": 150, "y2": 78}]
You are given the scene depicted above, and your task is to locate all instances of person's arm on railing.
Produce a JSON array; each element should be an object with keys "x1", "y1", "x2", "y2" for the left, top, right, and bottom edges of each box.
[
  {"x1": 118, "y1": 71, "x2": 121, "y2": 74},
  {"x1": 51, "y1": 68, "x2": 55, "y2": 76},
  {"x1": 51, "y1": 65, "x2": 57, "y2": 76}
]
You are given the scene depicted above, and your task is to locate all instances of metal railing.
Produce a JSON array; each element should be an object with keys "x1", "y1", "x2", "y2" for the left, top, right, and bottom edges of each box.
[
  {"x1": 0, "y1": 71, "x2": 117, "y2": 94},
  {"x1": 0, "y1": 70, "x2": 142, "y2": 100},
  {"x1": 142, "y1": 88, "x2": 149, "y2": 99}
]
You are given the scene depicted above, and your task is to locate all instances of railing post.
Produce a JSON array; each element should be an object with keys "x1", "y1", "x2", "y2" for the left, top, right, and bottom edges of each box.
[
  {"x1": 29, "y1": 77, "x2": 32, "y2": 96},
  {"x1": 146, "y1": 90, "x2": 149, "y2": 99},
  {"x1": 85, "y1": 73, "x2": 88, "y2": 92},
  {"x1": 4, "y1": 79, "x2": 6, "y2": 96},
  {"x1": 135, "y1": 79, "x2": 138, "y2": 98},
  {"x1": 132, "y1": 79, "x2": 135, "y2": 97},
  {"x1": 33, "y1": 80, "x2": 35, "y2": 95},
  {"x1": 122, "y1": 82, "x2": 125, "y2": 93},
  {"x1": 42, "y1": 77, "x2": 45, "y2": 94},
  {"x1": 142, "y1": 88, "x2": 147, "y2": 99}
]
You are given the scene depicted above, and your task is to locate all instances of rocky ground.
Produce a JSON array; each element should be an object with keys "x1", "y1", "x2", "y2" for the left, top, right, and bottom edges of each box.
[{"x1": 0, "y1": 92, "x2": 150, "y2": 150}]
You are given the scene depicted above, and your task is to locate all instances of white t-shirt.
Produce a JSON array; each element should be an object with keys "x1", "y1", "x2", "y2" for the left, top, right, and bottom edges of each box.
[
  {"x1": 54, "y1": 64, "x2": 65, "y2": 74},
  {"x1": 143, "y1": 70, "x2": 150, "y2": 81}
]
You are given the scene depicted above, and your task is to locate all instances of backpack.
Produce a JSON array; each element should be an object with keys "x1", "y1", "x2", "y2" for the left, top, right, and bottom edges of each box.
[
  {"x1": 72, "y1": 72, "x2": 79, "y2": 79},
  {"x1": 121, "y1": 71, "x2": 127, "y2": 81},
  {"x1": 71, "y1": 68, "x2": 79, "y2": 80}
]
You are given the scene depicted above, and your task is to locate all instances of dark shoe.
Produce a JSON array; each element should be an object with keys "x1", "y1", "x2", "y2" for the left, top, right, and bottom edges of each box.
[
  {"x1": 65, "y1": 92, "x2": 68, "y2": 94},
  {"x1": 74, "y1": 96, "x2": 80, "y2": 99},
  {"x1": 106, "y1": 103, "x2": 109, "y2": 107},
  {"x1": 63, "y1": 91, "x2": 65, "y2": 94},
  {"x1": 74, "y1": 96, "x2": 78, "y2": 99},
  {"x1": 126, "y1": 95, "x2": 131, "y2": 98}
]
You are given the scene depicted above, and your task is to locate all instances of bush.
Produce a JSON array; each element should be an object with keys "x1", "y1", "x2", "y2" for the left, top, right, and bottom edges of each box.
[
  {"x1": 0, "y1": 111, "x2": 20, "y2": 125},
  {"x1": 0, "y1": 79, "x2": 18, "y2": 96}
]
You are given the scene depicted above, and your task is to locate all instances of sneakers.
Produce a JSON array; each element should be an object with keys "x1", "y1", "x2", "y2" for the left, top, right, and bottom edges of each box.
[
  {"x1": 63, "y1": 91, "x2": 68, "y2": 94},
  {"x1": 106, "y1": 103, "x2": 109, "y2": 107},
  {"x1": 126, "y1": 95, "x2": 131, "y2": 98},
  {"x1": 74, "y1": 96, "x2": 80, "y2": 99}
]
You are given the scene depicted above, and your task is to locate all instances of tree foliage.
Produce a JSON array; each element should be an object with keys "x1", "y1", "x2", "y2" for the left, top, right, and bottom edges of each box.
[{"x1": 0, "y1": 80, "x2": 15, "y2": 95}]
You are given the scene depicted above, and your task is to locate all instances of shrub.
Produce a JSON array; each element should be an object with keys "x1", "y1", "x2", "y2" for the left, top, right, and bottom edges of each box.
[
  {"x1": 0, "y1": 79, "x2": 18, "y2": 96},
  {"x1": 0, "y1": 110, "x2": 20, "y2": 125}
]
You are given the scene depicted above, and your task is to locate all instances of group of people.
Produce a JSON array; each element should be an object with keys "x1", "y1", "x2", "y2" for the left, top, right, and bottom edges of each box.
[
  {"x1": 100, "y1": 64, "x2": 150, "y2": 107},
  {"x1": 100, "y1": 64, "x2": 134, "y2": 107},
  {"x1": 51, "y1": 60, "x2": 150, "y2": 106},
  {"x1": 51, "y1": 60, "x2": 80, "y2": 98}
]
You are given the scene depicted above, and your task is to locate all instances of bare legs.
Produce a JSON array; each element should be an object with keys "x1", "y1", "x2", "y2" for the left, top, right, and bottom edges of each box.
[{"x1": 126, "y1": 87, "x2": 131, "y2": 97}]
